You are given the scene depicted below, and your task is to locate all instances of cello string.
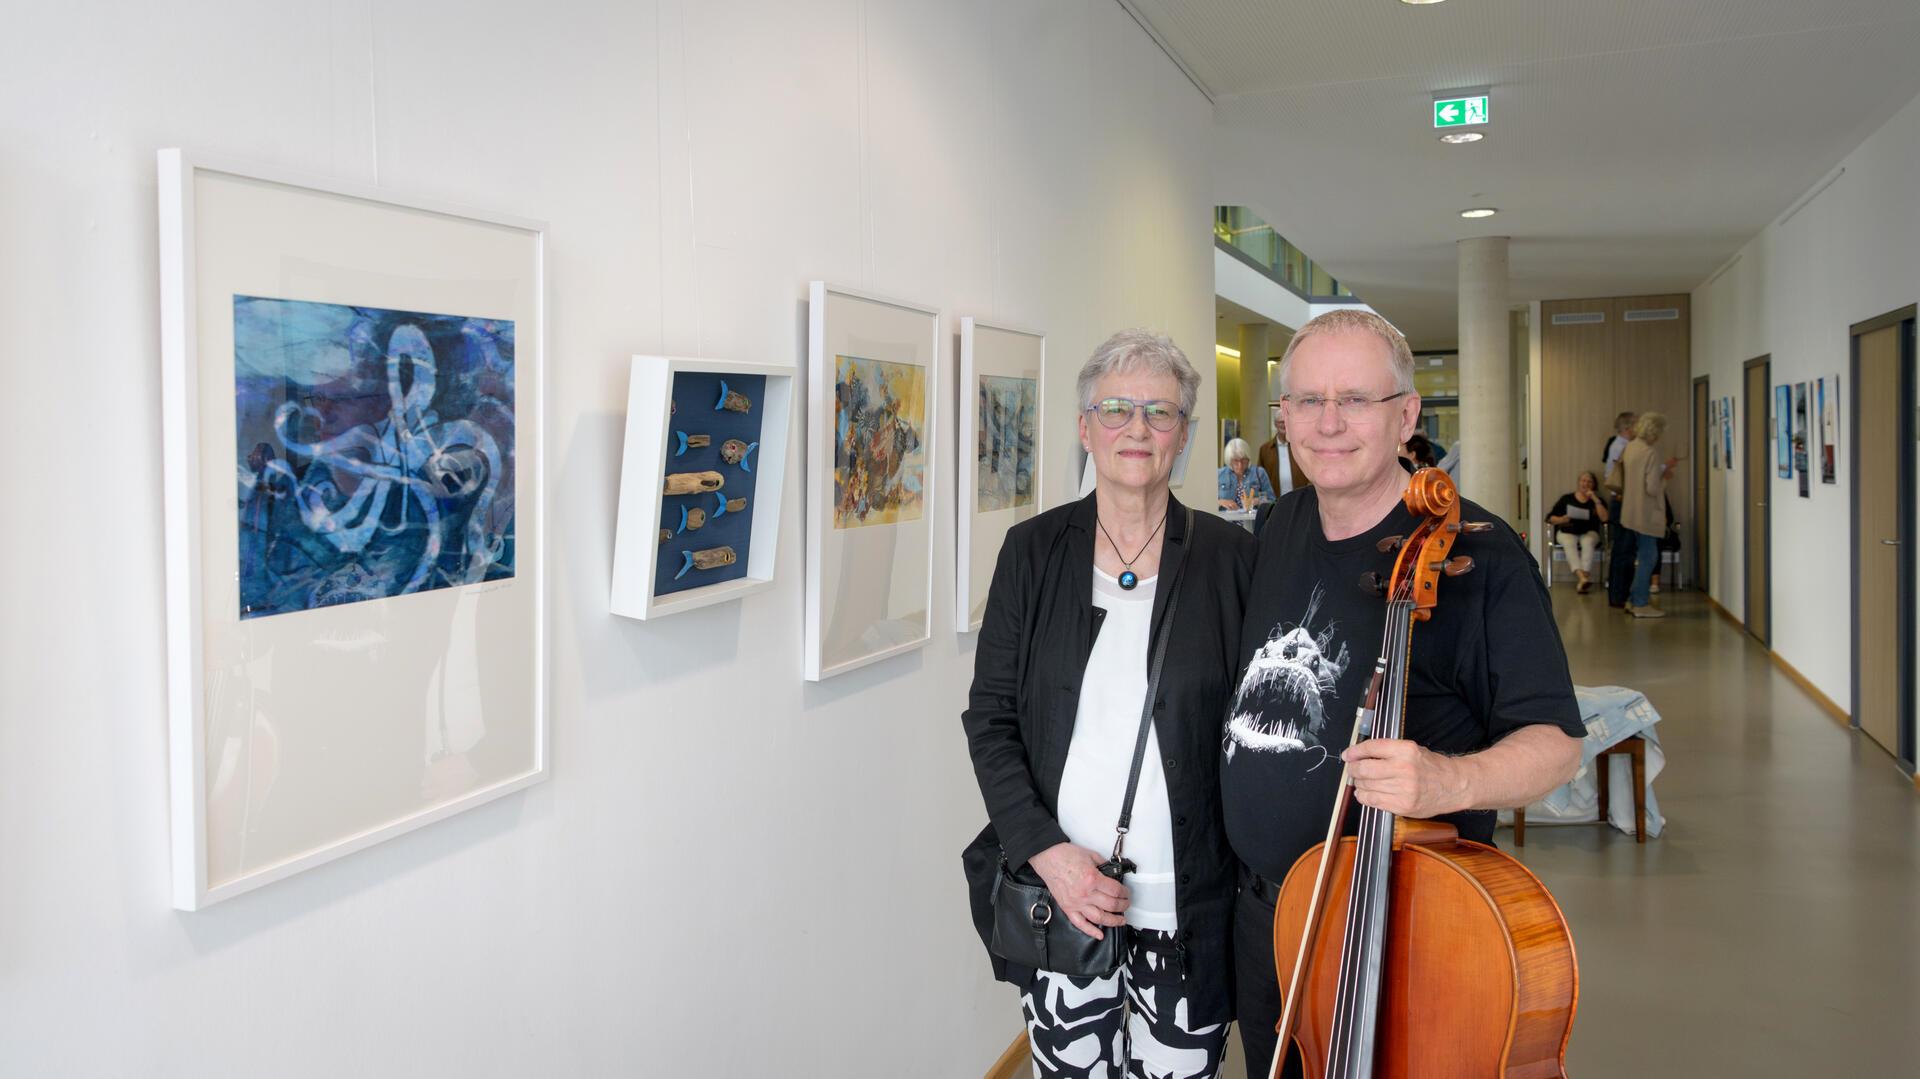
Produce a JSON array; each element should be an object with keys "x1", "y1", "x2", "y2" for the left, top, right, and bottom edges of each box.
[{"x1": 1330, "y1": 588, "x2": 1412, "y2": 1076}]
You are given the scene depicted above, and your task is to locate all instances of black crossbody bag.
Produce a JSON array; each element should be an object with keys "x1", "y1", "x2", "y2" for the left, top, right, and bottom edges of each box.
[{"x1": 985, "y1": 510, "x2": 1190, "y2": 978}]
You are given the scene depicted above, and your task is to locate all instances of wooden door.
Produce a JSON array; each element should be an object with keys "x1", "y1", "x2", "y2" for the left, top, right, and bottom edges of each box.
[
  {"x1": 1743, "y1": 358, "x2": 1770, "y2": 644},
  {"x1": 1693, "y1": 378, "x2": 1709, "y2": 591},
  {"x1": 1854, "y1": 320, "x2": 1908, "y2": 761}
]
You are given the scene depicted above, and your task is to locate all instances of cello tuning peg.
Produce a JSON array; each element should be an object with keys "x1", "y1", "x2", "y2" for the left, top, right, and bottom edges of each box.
[
  {"x1": 1443, "y1": 555, "x2": 1475, "y2": 576},
  {"x1": 1447, "y1": 520, "x2": 1496, "y2": 534},
  {"x1": 1358, "y1": 571, "x2": 1388, "y2": 597},
  {"x1": 1376, "y1": 535, "x2": 1404, "y2": 553}
]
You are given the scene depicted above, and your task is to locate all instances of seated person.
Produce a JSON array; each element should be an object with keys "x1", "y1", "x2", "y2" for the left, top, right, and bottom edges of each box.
[
  {"x1": 1548, "y1": 470, "x2": 1609, "y2": 593},
  {"x1": 1218, "y1": 437, "x2": 1276, "y2": 509}
]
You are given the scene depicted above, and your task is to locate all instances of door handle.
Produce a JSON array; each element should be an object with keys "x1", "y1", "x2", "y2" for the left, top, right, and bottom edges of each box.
[
  {"x1": 1755, "y1": 501, "x2": 1767, "y2": 507},
  {"x1": 1883, "y1": 539, "x2": 1902, "y2": 546}
]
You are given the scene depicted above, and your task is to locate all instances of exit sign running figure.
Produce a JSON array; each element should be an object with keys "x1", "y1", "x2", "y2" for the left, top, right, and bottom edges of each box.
[{"x1": 1433, "y1": 95, "x2": 1489, "y2": 128}]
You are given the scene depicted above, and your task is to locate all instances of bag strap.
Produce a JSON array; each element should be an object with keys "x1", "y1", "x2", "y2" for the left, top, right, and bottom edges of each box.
[{"x1": 1110, "y1": 506, "x2": 1193, "y2": 866}]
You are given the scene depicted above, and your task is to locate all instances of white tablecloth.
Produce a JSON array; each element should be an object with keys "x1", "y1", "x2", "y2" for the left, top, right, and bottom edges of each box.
[{"x1": 1500, "y1": 684, "x2": 1666, "y2": 837}]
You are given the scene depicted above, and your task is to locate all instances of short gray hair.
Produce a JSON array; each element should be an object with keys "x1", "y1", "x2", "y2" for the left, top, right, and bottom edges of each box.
[
  {"x1": 1224, "y1": 437, "x2": 1253, "y2": 464},
  {"x1": 1276, "y1": 309, "x2": 1415, "y2": 396},
  {"x1": 1077, "y1": 329, "x2": 1201, "y2": 418}
]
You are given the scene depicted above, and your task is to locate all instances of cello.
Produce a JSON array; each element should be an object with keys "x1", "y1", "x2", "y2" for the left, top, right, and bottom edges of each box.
[{"x1": 1267, "y1": 468, "x2": 1578, "y2": 1078}]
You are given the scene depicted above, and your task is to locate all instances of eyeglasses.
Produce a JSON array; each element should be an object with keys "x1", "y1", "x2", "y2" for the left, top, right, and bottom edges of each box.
[
  {"x1": 1086, "y1": 397, "x2": 1186, "y2": 432},
  {"x1": 1283, "y1": 391, "x2": 1409, "y2": 418}
]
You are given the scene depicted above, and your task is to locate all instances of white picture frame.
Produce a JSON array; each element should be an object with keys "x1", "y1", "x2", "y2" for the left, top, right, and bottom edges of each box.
[
  {"x1": 956, "y1": 318, "x2": 1045, "y2": 632},
  {"x1": 158, "y1": 149, "x2": 547, "y2": 910},
  {"x1": 804, "y1": 282, "x2": 941, "y2": 681},
  {"x1": 611, "y1": 355, "x2": 795, "y2": 619}
]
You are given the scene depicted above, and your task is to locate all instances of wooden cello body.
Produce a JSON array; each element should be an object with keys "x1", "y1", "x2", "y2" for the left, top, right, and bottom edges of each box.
[
  {"x1": 1266, "y1": 468, "x2": 1578, "y2": 1078},
  {"x1": 1272, "y1": 822, "x2": 1578, "y2": 1077}
]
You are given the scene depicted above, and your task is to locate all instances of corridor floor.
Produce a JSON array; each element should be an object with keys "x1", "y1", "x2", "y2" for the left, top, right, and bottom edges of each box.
[{"x1": 1520, "y1": 584, "x2": 1919, "y2": 1076}]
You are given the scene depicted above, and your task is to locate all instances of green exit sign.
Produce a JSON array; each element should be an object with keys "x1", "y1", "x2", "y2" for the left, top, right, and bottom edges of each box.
[{"x1": 1433, "y1": 94, "x2": 1489, "y2": 128}]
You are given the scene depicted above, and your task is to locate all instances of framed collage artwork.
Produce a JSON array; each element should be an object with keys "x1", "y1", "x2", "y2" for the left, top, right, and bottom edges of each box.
[
  {"x1": 804, "y1": 282, "x2": 940, "y2": 681},
  {"x1": 158, "y1": 150, "x2": 547, "y2": 909},
  {"x1": 956, "y1": 318, "x2": 1044, "y2": 633}
]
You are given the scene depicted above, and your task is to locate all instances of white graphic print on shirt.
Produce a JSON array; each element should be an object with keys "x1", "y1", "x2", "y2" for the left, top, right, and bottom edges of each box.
[{"x1": 1223, "y1": 585, "x2": 1351, "y2": 760}]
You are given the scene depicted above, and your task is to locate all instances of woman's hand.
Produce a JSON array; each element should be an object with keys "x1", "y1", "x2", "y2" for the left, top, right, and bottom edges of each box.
[
  {"x1": 1028, "y1": 842, "x2": 1130, "y2": 940},
  {"x1": 1547, "y1": 514, "x2": 1568, "y2": 526}
]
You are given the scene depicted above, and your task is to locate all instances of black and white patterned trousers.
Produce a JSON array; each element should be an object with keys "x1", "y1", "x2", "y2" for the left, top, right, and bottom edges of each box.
[{"x1": 1019, "y1": 929, "x2": 1229, "y2": 1079}]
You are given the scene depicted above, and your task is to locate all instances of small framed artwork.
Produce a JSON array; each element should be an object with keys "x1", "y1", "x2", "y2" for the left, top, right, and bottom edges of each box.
[
  {"x1": 1793, "y1": 381, "x2": 1810, "y2": 497},
  {"x1": 1723, "y1": 396, "x2": 1734, "y2": 470},
  {"x1": 158, "y1": 150, "x2": 546, "y2": 909},
  {"x1": 611, "y1": 355, "x2": 795, "y2": 620},
  {"x1": 956, "y1": 318, "x2": 1044, "y2": 632},
  {"x1": 1709, "y1": 400, "x2": 1720, "y2": 469},
  {"x1": 1775, "y1": 384, "x2": 1792, "y2": 478},
  {"x1": 1819, "y1": 376, "x2": 1838, "y2": 484},
  {"x1": 1221, "y1": 418, "x2": 1240, "y2": 449},
  {"x1": 805, "y1": 282, "x2": 940, "y2": 681}
]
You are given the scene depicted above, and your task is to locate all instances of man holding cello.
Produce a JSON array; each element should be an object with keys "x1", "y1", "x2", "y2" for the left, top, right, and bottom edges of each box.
[{"x1": 1222, "y1": 310, "x2": 1584, "y2": 1077}]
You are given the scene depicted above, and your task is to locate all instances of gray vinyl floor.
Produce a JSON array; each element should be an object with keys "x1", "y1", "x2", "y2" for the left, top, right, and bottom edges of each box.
[{"x1": 1220, "y1": 584, "x2": 1920, "y2": 1078}]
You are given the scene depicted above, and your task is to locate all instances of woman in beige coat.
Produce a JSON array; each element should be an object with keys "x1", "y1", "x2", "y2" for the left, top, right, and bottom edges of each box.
[{"x1": 1619, "y1": 412, "x2": 1675, "y2": 618}]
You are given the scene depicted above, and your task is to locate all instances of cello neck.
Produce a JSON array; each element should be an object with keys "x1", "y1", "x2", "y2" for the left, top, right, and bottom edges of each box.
[{"x1": 1326, "y1": 597, "x2": 1416, "y2": 1078}]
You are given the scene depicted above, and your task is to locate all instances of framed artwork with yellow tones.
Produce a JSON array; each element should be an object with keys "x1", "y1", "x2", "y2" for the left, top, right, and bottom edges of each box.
[{"x1": 804, "y1": 282, "x2": 940, "y2": 681}]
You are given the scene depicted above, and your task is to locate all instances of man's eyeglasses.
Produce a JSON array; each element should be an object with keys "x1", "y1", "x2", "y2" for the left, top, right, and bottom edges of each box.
[
  {"x1": 1283, "y1": 391, "x2": 1409, "y2": 418},
  {"x1": 1086, "y1": 397, "x2": 1186, "y2": 432}
]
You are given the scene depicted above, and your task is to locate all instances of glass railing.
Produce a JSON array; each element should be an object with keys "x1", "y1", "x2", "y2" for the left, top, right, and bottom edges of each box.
[{"x1": 1214, "y1": 206, "x2": 1356, "y2": 300}]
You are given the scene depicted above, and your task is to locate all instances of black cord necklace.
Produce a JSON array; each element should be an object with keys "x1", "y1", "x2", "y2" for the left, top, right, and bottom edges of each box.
[{"x1": 1096, "y1": 511, "x2": 1167, "y2": 590}]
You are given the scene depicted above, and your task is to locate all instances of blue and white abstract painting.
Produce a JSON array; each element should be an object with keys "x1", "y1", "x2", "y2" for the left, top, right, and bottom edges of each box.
[{"x1": 234, "y1": 296, "x2": 516, "y2": 619}]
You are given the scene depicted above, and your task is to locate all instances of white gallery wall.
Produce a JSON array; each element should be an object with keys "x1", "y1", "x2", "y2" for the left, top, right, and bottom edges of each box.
[
  {"x1": 1693, "y1": 88, "x2": 1920, "y2": 711},
  {"x1": 0, "y1": 2, "x2": 1216, "y2": 1075}
]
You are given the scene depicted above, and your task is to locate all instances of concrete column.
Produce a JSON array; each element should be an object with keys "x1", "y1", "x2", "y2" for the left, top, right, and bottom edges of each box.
[
  {"x1": 1237, "y1": 322, "x2": 1272, "y2": 448},
  {"x1": 1457, "y1": 236, "x2": 1514, "y2": 522}
]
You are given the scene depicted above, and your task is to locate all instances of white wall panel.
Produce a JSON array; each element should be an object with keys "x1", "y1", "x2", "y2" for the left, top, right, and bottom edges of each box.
[{"x1": 0, "y1": 1, "x2": 1215, "y2": 1074}]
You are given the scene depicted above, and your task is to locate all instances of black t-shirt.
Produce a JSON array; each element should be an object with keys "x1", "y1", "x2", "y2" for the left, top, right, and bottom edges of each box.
[
  {"x1": 1221, "y1": 485, "x2": 1585, "y2": 883},
  {"x1": 1548, "y1": 493, "x2": 1601, "y2": 535}
]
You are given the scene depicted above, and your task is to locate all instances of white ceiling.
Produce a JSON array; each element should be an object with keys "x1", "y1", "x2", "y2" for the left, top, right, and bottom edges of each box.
[{"x1": 1125, "y1": 0, "x2": 1920, "y2": 348}]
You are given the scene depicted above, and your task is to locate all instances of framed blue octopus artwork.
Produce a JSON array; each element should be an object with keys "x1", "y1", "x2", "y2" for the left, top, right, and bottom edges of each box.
[
  {"x1": 159, "y1": 149, "x2": 546, "y2": 911},
  {"x1": 234, "y1": 296, "x2": 517, "y2": 619}
]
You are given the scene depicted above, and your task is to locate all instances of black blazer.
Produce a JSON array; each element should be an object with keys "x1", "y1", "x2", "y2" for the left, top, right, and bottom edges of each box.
[{"x1": 961, "y1": 492, "x2": 1255, "y2": 1024}]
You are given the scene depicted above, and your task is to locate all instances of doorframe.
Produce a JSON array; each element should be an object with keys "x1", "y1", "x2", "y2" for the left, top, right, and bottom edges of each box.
[
  {"x1": 1692, "y1": 376, "x2": 1710, "y2": 592},
  {"x1": 1743, "y1": 355, "x2": 1772, "y2": 646},
  {"x1": 1848, "y1": 305, "x2": 1917, "y2": 773}
]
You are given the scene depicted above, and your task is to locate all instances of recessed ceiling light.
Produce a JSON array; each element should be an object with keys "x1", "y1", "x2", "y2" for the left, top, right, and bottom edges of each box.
[
  {"x1": 1459, "y1": 207, "x2": 1498, "y2": 219},
  {"x1": 1439, "y1": 131, "x2": 1484, "y2": 144},
  {"x1": 1401, "y1": 0, "x2": 1448, "y2": 5}
]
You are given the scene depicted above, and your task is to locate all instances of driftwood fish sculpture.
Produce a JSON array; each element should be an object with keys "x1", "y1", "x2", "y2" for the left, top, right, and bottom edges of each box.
[
  {"x1": 675, "y1": 431, "x2": 711, "y2": 456},
  {"x1": 664, "y1": 470, "x2": 724, "y2": 495},
  {"x1": 711, "y1": 492, "x2": 747, "y2": 519},
  {"x1": 714, "y1": 380, "x2": 752, "y2": 413},
  {"x1": 677, "y1": 505, "x2": 707, "y2": 533},
  {"x1": 673, "y1": 545, "x2": 737, "y2": 580},
  {"x1": 720, "y1": 439, "x2": 760, "y2": 469},
  {"x1": 659, "y1": 528, "x2": 671, "y2": 545}
]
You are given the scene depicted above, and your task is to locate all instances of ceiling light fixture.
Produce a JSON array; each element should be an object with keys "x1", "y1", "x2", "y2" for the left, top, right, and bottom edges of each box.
[
  {"x1": 1459, "y1": 207, "x2": 1498, "y2": 219},
  {"x1": 1215, "y1": 344, "x2": 1241, "y2": 358},
  {"x1": 1439, "y1": 131, "x2": 1483, "y2": 144},
  {"x1": 1400, "y1": 0, "x2": 1448, "y2": 5}
]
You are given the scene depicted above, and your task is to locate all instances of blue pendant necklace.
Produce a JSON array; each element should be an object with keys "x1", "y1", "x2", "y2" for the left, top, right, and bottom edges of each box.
[{"x1": 1095, "y1": 511, "x2": 1167, "y2": 590}]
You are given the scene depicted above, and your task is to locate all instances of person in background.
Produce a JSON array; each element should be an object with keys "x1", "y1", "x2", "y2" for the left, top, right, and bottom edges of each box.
[
  {"x1": 1219, "y1": 437, "x2": 1277, "y2": 509},
  {"x1": 1400, "y1": 431, "x2": 1439, "y2": 469},
  {"x1": 1603, "y1": 411, "x2": 1639, "y2": 607},
  {"x1": 1619, "y1": 412, "x2": 1676, "y2": 619},
  {"x1": 1547, "y1": 470, "x2": 1609, "y2": 594},
  {"x1": 1257, "y1": 402, "x2": 1310, "y2": 497}
]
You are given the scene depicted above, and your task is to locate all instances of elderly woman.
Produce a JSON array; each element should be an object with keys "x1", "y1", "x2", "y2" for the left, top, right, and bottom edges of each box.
[
  {"x1": 1619, "y1": 412, "x2": 1676, "y2": 618},
  {"x1": 1218, "y1": 437, "x2": 1277, "y2": 509},
  {"x1": 962, "y1": 329, "x2": 1255, "y2": 1077},
  {"x1": 1547, "y1": 470, "x2": 1610, "y2": 593}
]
